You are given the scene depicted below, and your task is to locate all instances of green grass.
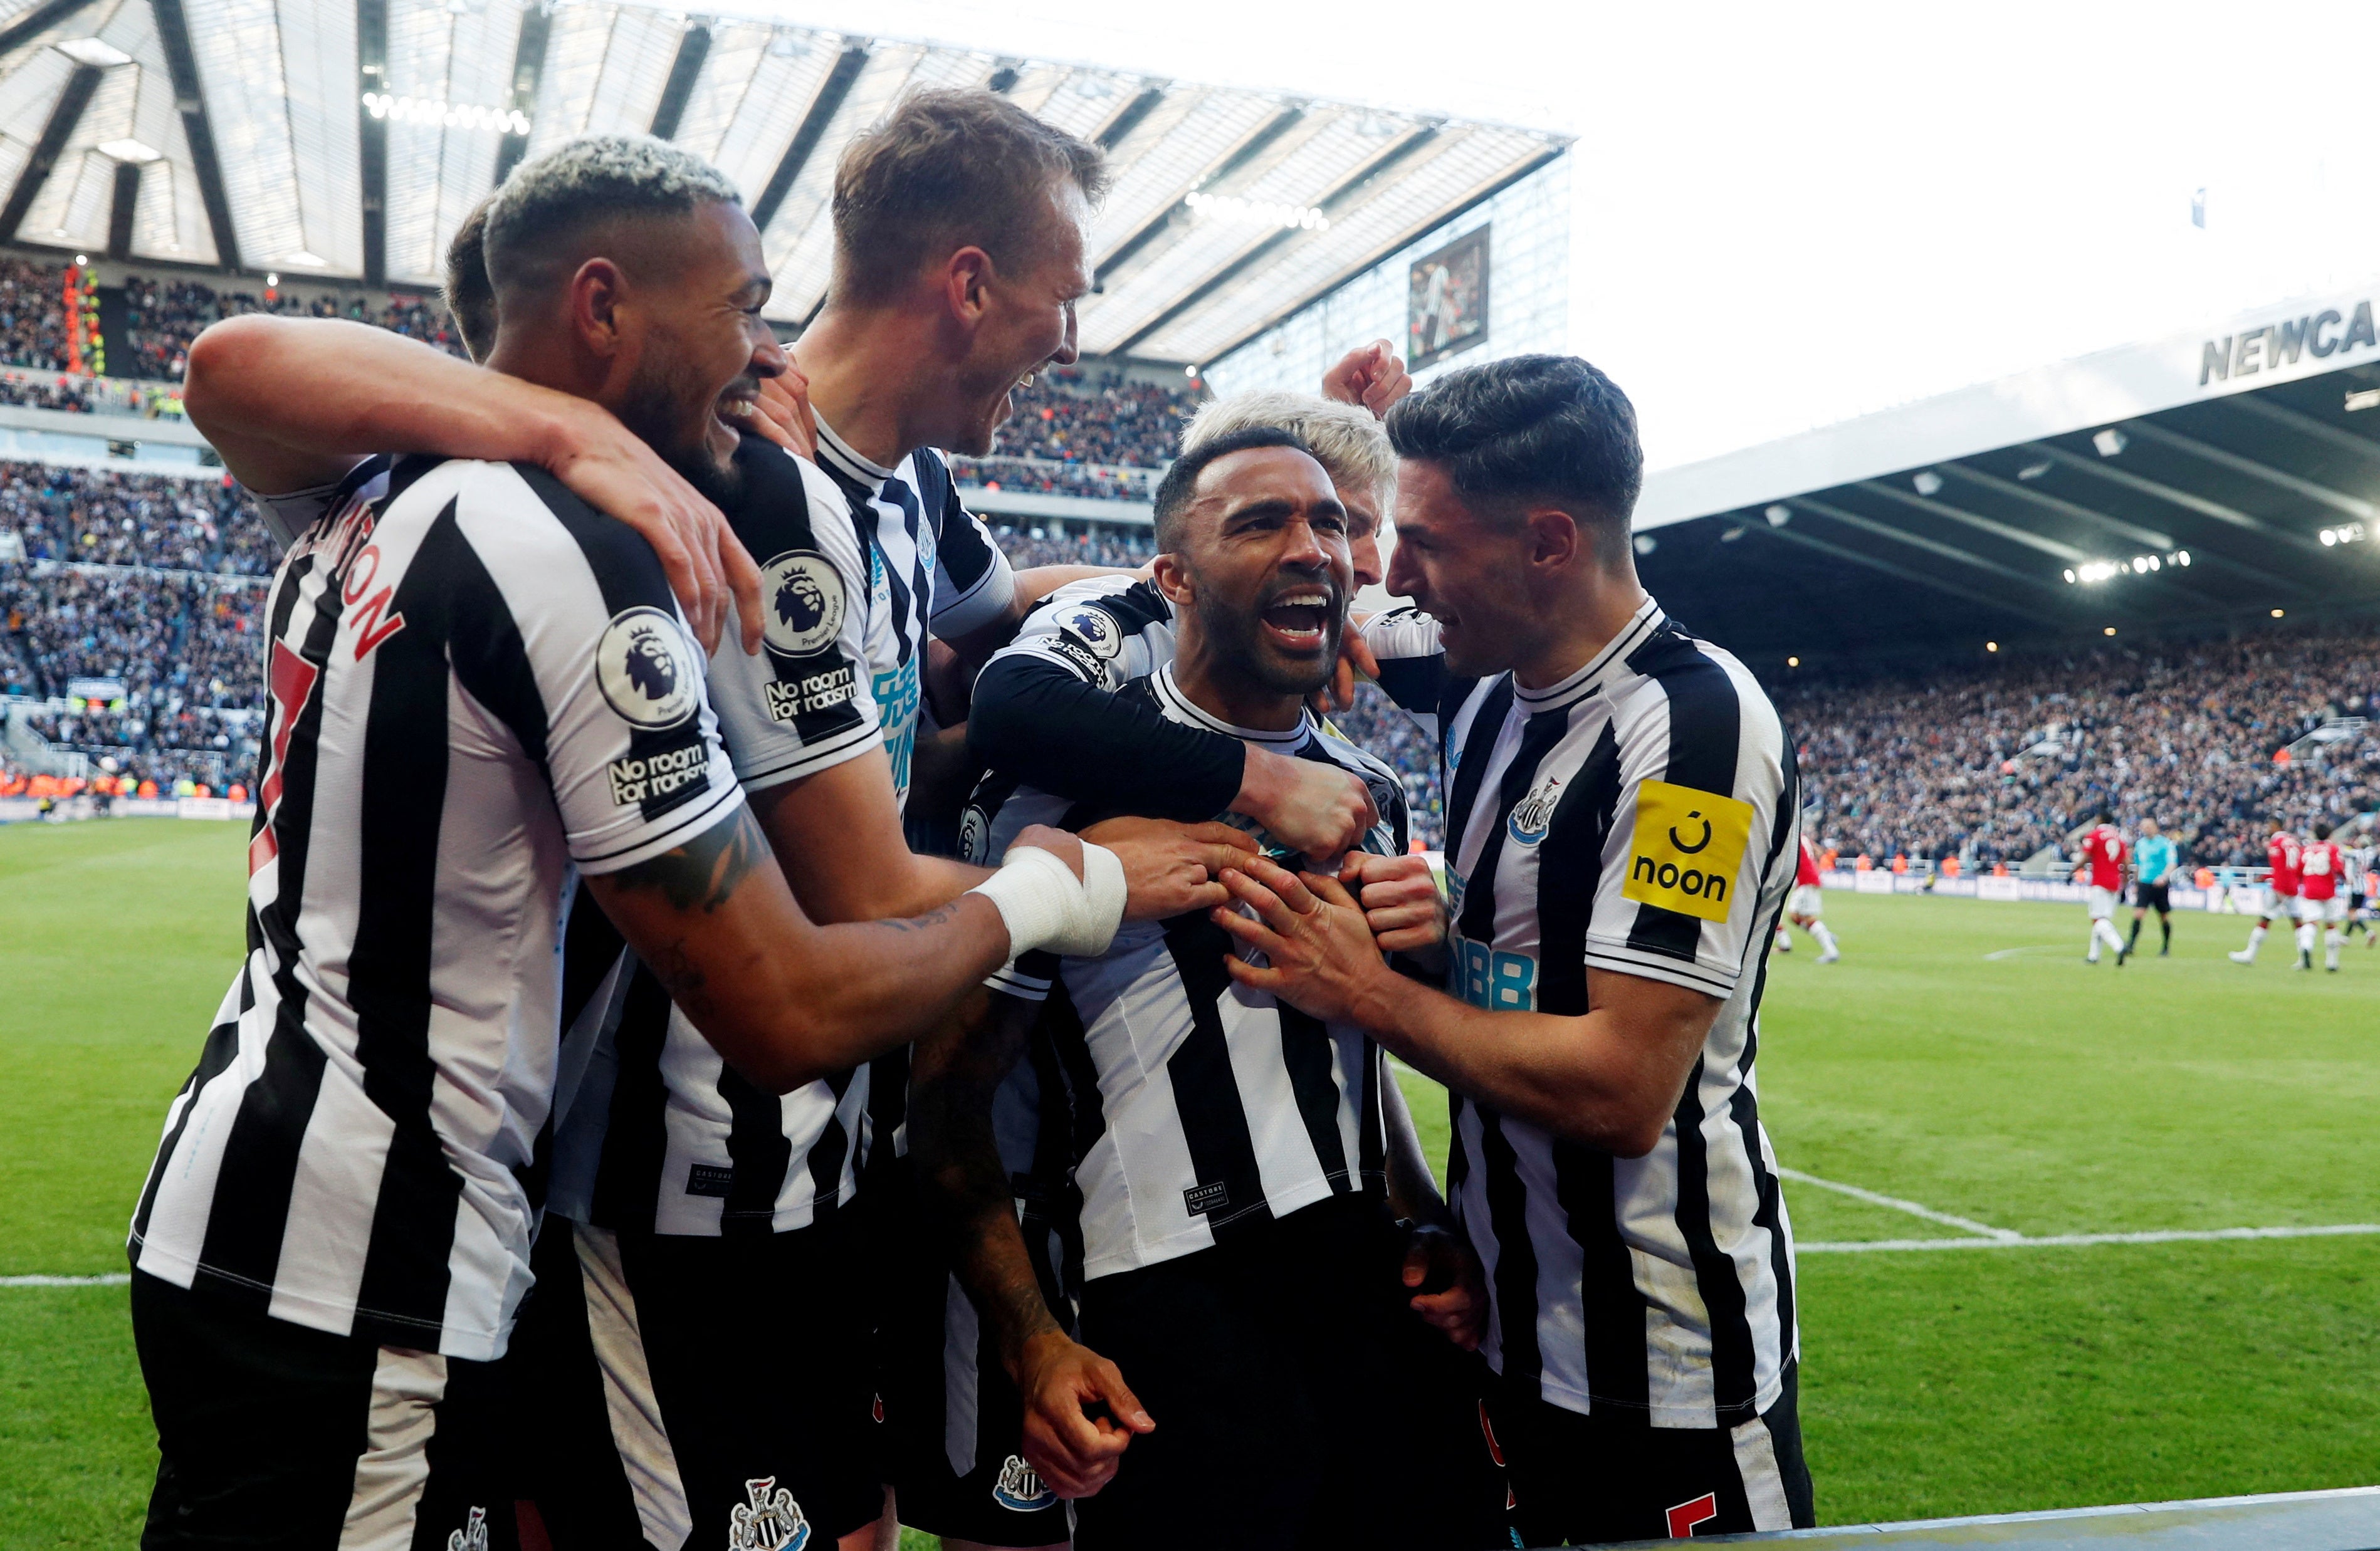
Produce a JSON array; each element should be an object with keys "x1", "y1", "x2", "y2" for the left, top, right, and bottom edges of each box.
[{"x1": 3, "y1": 824, "x2": 2374, "y2": 1547}]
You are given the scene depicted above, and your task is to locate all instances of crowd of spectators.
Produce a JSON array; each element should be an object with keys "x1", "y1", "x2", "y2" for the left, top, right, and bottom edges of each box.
[
  {"x1": 119, "y1": 274, "x2": 468, "y2": 379},
  {"x1": 989, "y1": 525, "x2": 1155, "y2": 572},
  {"x1": 2, "y1": 461, "x2": 271, "y2": 574},
  {"x1": 953, "y1": 456, "x2": 1157, "y2": 501},
  {"x1": 0, "y1": 372, "x2": 97, "y2": 412},
  {"x1": 1781, "y1": 632, "x2": 2380, "y2": 869},
  {"x1": 994, "y1": 367, "x2": 1197, "y2": 466},
  {"x1": 0, "y1": 255, "x2": 70, "y2": 371}
]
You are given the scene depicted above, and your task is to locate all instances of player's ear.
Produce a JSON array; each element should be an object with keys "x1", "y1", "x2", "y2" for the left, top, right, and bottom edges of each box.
[
  {"x1": 1521, "y1": 506, "x2": 1581, "y2": 571},
  {"x1": 1151, "y1": 551, "x2": 1193, "y2": 607},
  {"x1": 945, "y1": 246, "x2": 995, "y2": 325},
  {"x1": 568, "y1": 257, "x2": 630, "y2": 360}
]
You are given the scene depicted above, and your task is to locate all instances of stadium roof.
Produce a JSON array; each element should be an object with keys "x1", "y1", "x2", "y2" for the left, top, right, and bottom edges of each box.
[
  {"x1": 0, "y1": 0, "x2": 1566, "y2": 363},
  {"x1": 1633, "y1": 277, "x2": 2380, "y2": 662}
]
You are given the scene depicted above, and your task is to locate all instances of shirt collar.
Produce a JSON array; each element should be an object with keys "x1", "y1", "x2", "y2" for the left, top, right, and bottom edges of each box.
[
  {"x1": 812, "y1": 412, "x2": 896, "y2": 485},
  {"x1": 1511, "y1": 594, "x2": 1665, "y2": 711},
  {"x1": 1153, "y1": 664, "x2": 1313, "y2": 748}
]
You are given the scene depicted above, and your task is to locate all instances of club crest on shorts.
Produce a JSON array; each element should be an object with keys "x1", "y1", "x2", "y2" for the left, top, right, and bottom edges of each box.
[
  {"x1": 1507, "y1": 773, "x2": 1562, "y2": 844},
  {"x1": 993, "y1": 1454, "x2": 1054, "y2": 1512},
  {"x1": 597, "y1": 607, "x2": 699, "y2": 731},
  {"x1": 446, "y1": 1507, "x2": 489, "y2": 1551},
  {"x1": 728, "y1": 1476, "x2": 809, "y2": 1551},
  {"x1": 760, "y1": 550, "x2": 845, "y2": 657},
  {"x1": 958, "y1": 803, "x2": 990, "y2": 864},
  {"x1": 1059, "y1": 604, "x2": 1123, "y2": 659}
]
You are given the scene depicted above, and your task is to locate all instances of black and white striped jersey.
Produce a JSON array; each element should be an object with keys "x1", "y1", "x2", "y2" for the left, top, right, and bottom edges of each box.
[
  {"x1": 545, "y1": 436, "x2": 881, "y2": 1238},
  {"x1": 987, "y1": 572, "x2": 1178, "y2": 692},
  {"x1": 1368, "y1": 596, "x2": 1801, "y2": 1428},
  {"x1": 129, "y1": 456, "x2": 745, "y2": 1360},
  {"x1": 962, "y1": 664, "x2": 1408, "y2": 1280},
  {"x1": 812, "y1": 417, "x2": 1015, "y2": 810}
]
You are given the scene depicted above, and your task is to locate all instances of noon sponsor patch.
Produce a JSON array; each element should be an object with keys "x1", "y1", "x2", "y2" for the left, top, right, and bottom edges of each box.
[
  {"x1": 607, "y1": 738, "x2": 710, "y2": 808},
  {"x1": 597, "y1": 606, "x2": 698, "y2": 731},
  {"x1": 1621, "y1": 778, "x2": 1754, "y2": 923},
  {"x1": 763, "y1": 663, "x2": 857, "y2": 725},
  {"x1": 759, "y1": 549, "x2": 846, "y2": 658}
]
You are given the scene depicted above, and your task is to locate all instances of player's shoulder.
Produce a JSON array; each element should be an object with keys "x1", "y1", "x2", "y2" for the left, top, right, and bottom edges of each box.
[
  {"x1": 1610, "y1": 619, "x2": 1781, "y2": 738},
  {"x1": 404, "y1": 456, "x2": 676, "y2": 603}
]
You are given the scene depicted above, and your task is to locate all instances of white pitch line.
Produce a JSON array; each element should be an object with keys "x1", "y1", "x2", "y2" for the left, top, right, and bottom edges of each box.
[
  {"x1": 1801, "y1": 1223, "x2": 2380, "y2": 1254},
  {"x1": 0, "y1": 1272, "x2": 130, "y2": 1287},
  {"x1": 1776, "y1": 1166, "x2": 2022, "y2": 1241},
  {"x1": 1982, "y1": 944, "x2": 2071, "y2": 961}
]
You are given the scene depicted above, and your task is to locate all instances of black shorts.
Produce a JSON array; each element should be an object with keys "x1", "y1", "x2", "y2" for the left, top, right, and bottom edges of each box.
[
  {"x1": 1069, "y1": 1194, "x2": 1507, "y2": 1551},
  {"x1": 2136, "y1": 882, "x2": 2172, "y2": 913},
  {"x1": 510, "y1": 1213, "x2": 884, "y2": 1549},
  {"x1": 131, "y1": 1270, "x2": 520, "y2": 1551},
  {"x1": 1481, "y1": 1360, "x2": 1814, "y2": 1546},
  {"x1": 876, "y1": 1159, "x2": 1074, "y2": 1547}
]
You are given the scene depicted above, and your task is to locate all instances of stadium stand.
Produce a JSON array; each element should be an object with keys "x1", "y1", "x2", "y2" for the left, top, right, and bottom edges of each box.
[
  {"x1": 1785, "y1": 632, "x2": 2380, "y2": 869},
  {"x1": 0, "y1": 254, "x2": 69, "y2": 372}
]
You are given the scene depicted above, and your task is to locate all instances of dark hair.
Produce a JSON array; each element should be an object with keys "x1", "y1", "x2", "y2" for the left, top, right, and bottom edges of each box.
[
  {"x1": 2315, "y1": 820, "x2": 2334, "y2": 839},
  {"x1": 832, "y1": 88, "x2": 1108, "y2": 305},
  {"x1": 1151, "y1": 426, "x2": 1313, "y2": 551},
  {"x1": 443, "y1": 195, "x2": 496, "y2": 362},
  {"x1": 1385, "y1": 353, "x2": 1643, "y2": 559}
]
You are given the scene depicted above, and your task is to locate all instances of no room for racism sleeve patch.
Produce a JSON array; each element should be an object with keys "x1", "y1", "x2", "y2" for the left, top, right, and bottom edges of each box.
[{"x1": 1621, "y1": 778, "x2": 1755, "y2": 923}]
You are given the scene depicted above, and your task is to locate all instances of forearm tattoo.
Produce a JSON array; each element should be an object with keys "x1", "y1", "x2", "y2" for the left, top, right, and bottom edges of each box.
[{"x1": 611, "y1": 805, "x2": 767, "y2": 912}]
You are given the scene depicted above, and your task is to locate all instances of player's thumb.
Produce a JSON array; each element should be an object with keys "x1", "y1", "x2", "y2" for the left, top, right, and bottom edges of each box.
[{"x1": 1091, "y1": 1359, "x2": 1155, "y2": 1431}]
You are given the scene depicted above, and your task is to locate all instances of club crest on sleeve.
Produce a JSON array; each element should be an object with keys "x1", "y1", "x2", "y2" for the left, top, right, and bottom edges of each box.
[
  {"x1": 993, "y1": 1454, "x2": 1054, "y2": 1512},
  {"x1": 1059, "y1": 604, "x2": 1123, "y2": 659},
  {"x1": 958, "y1": 803, "x2": 991, "y2": 865},
  {"x1": 728, "y1": 1476, "x2": 809, "y2": 1550},
  {"x1": 597, "y1": 607, "x2": 698, "y2": 731},
  {"x1": 1622, "y1": 779, "x2": 1754, "y2": 924},
  {"x1": 1507, "y1": 773, "x2": 1562, "y2": 844},
  {"x1": 759, "y1": 550, "x2": 845, "y2": 658}
]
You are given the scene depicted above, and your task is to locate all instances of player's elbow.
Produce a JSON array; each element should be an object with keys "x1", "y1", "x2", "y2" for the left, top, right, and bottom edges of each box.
[{"x1": 182, "y1": 316, "x2": 276, "y2": 411}]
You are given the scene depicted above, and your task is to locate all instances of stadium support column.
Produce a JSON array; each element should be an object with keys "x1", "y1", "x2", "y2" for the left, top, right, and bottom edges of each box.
[
  {"x1": 105, "y1": 159, "x2": 139, "y2": 260},
  {"x1": 491, "y1": 5, "x2": 553, "y2": 189},
  {"x1": 150, "y1": 0, "x2": 241, "y2": 272},
  {"x1": 357, "y1": 0, "x2": 387, "y2": 286},
  {"x1": 0, "y1": 0, "x2": 98, "y2": 56},
  {"x1": 0, "y1": 64, "x2": 101, "y2": 246},
  {"x1": 648, "y1": 23, "x2": 711, "y2": 140},
  {"x1": 751, "y1": 42, "x2": 871, "y2": 234}
]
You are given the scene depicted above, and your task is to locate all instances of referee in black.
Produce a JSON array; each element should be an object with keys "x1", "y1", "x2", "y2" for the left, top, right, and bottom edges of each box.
[{"x1": 1215, "y1": 355, "x2": 1815, "y2": 1545}]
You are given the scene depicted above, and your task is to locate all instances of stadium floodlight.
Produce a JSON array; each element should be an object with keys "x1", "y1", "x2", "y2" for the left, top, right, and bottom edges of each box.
[
  {"x1": 1182, "y1": 190, "x2": 1330, "y2": 231},
  {"x1": 2175, "y1": 550, "x2": 2191, "y2": 566},
  {"x1": 2320, "y1": 522, "x2": 2367, "y2": 547},
  {"x1": 1633, "y1": 535, "x2": 1657, "y2": 555},
  {"x1": 54, "y1": 37, "x2": 132, "y2": 66},
  {"x1": 2063, "y1": 568, "x2": 2076, "y2": 583},
  {"x1": 1764, "y1": 504, "x2": 1791, "y2": 527},
  {"x1": 73, "y1": 253, "x2": 88, "y2": 267},
  {"x1": 1986, "y1": 641, "x2": 1999, "y2": 652},
  {"x1": 1912, "y1": 471, "x2": 1943, "y2": 496},
  {"x1": 2017, "y1": 459, "x2": 2053, "y2": 481},
  {"x1": 2092, "y1": 428, "x2": 2129, "y2": 457},
  {"x1": 2273, "y1": 608, "x2": 2285, "y2": 617},
  {"x1": 2104, "y1": 627, "x2": 2117, "y2": 635},
  {"x1": 360, "y1": 92, "x2": 532, "y2": 137},
  {"x1": 2346, "y1": 388, "x2": 2380, "y2": 412},
  {"x1": 1787, "y1": 656, "x2": 1800, "y2": 667}
]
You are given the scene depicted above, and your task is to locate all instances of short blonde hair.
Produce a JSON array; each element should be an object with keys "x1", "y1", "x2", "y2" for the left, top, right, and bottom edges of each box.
[{"x1": 1181, "y1": 391, "x2": 1395, "y2": 514}]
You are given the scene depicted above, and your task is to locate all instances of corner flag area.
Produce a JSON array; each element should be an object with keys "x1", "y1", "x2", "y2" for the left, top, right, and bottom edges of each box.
[{"x1": 4, "y1": 820, "x2": 2370, "y2": 1545}]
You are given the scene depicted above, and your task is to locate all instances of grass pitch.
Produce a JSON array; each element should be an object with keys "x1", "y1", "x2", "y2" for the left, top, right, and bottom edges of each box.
[{"x1": 3, "y1": 821, "x2": 2373, "y2": 1547}]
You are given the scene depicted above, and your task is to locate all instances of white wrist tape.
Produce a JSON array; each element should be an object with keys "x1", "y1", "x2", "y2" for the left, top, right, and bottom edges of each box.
[{"x1": 968, "y1": 840, "x2": 1127, "y2": 960}]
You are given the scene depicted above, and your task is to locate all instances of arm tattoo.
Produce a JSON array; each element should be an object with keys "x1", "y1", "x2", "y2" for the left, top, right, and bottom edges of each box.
[
  {"x1": 885, "y1": 901, "x2": 962, "y2": 934},
  {"x1": 609, "y1": 805, "x2": 767, "y2": 912},
  {"x1": 641, "y1": 937, "x2": 713, "y2": 1019}
]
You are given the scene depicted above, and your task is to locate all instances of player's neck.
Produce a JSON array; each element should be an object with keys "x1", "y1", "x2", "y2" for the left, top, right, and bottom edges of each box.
[
  {"x1": 1512, "y1": 565, "x2": 1651, "y2": 693},
  {"x1": 795, "y1": 307, "x2": 937, "y2": 469},
  {"x1": 1170, "y1": 632, "x2": 1307, "y2": 734}
]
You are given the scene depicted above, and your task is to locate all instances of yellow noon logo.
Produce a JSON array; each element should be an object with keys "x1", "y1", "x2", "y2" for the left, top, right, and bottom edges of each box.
[{"x1": 1622, "y1": 778, "x2": 1754, "y2": 923}]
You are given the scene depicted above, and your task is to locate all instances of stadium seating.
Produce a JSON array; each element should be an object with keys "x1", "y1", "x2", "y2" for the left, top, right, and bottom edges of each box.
[{"x1": 1785, "y1": 638, "x2": 2380, "y2": 869}]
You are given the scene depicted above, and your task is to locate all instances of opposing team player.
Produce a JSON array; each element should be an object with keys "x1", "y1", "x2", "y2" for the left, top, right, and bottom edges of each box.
[
  {"x1": 2126, "y1": 817, "x2": 2176, "y2": 959},
  {"x1": 1213, "y1": 356, "x2": 1813, "y2": 1544},
  {"x1": 2077, "y1": 812, "x2": 2129, "y2": 966},
  {"x1": 2296, "y1": 821, "x2": 2346, "y2": 972},
  {"x1": 135, "y1": 136, "x2": 1220, "y2": 1550},
  {"x1": 923, "y1": 429, "x2": 1501, "y2": 1551},
  {"x1": 2231, "y1": 826, "x2": 2301, "y2": 965},
  {"x1": 1773, "y1": 833, "x2": 1840, "y2": 962}
]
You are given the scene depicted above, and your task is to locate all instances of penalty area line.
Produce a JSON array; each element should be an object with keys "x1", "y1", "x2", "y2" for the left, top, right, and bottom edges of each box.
[
  {"x1": 1775, "y1": 1166, "x2": 2021, "y2": 1241},
  {"x1": 1801, "y1": 1223, "x2": 2380, "y2": 1254},
  {"x1": 0, "y1": 1273, "x2": 131, "y2": 1287}
]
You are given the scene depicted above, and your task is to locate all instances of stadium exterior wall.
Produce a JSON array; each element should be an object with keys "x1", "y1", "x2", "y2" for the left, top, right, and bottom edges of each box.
[{"x1": 1199, "y1": 155, "x2": 1570, "y2": 397}]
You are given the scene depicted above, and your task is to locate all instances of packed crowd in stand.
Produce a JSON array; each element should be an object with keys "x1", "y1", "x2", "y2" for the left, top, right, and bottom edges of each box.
[
  {"x1": 0, "y1": 372, "x2": 97, "y2": 412},
  {"x1": 1782, "y1": 633, "x2": 2380, "y2": 869},
  {"x1": 118, "y1": 274, "x2": 468, "y2": 379},
  {"x1": 1, "y1": 461, "x2": 272, "y2": 573},
  {"x1": 0, "y1": 255, "x2": 70, "y2": 371}
]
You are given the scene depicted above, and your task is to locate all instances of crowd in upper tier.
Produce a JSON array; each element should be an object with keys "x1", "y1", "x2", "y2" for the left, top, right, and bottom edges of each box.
[{"x1": 1785, "y1": 634, "x2": 2380, "y2": 869}]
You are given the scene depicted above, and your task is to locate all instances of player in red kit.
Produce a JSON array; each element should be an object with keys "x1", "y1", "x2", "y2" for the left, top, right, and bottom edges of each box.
[
  {"x1": 2231, "y1": 828, "x2": 2301, "y2": 965},
  {"x1": 2296, "y1": 821, "x2": 2346, "y2": 972},
  {"x1": 2079, "y1": 810, "x2": 2130, "y2": 964},
  {"x1": 1773, "y1": 833, "x2": 1842, "y2": 963}
]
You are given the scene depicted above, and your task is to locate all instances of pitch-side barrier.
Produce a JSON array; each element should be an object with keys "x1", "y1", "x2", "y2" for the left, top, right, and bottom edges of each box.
[{"x1": 1589, "y1": 1485, "x2": 2379, "y2": 1549}]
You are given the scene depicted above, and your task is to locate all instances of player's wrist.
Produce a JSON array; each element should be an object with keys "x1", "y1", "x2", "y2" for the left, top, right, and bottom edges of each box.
[{"x1": 1229, "y1": 744, "x2": 1283, "y2": 821}]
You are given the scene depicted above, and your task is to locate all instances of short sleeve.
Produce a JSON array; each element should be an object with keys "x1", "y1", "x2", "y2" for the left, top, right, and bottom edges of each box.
[
  {"x1": 925, "y1": 464, "x2": 1016, "y2": 639},
  {"x1": 1360, "y1": 607, "x2": 1453, "y2": 736},
  {"x1": 451, "y1": 462, "x2": 745, "y2": 876},
  {"x1": 706, "y1": 441, "x2": 883, "y2": 795},
  {"x1": 1581, "y1": 656, "x2": 1789, "y2": 999},
  {"x1": 991, "y1": 574, "x2": 1172, "y2": 689},
  {"x1": 251, "y1": 456, "x2": 391, "y2": 551}
]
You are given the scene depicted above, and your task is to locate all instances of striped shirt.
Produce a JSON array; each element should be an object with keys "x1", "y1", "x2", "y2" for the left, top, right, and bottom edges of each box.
[
  {"x1": 1365, "y1": 595, "x2": 1802, "y2": 1428},
  {"x1": 964, "y1": 664, "x2": 1408, "y2": 1280},
  {"x1": 129, "y1": 456, "x2": 745, "y2": 1360},
  {"x1": 547, "y1": 436, "x2": 881, "y2": 1238}
]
